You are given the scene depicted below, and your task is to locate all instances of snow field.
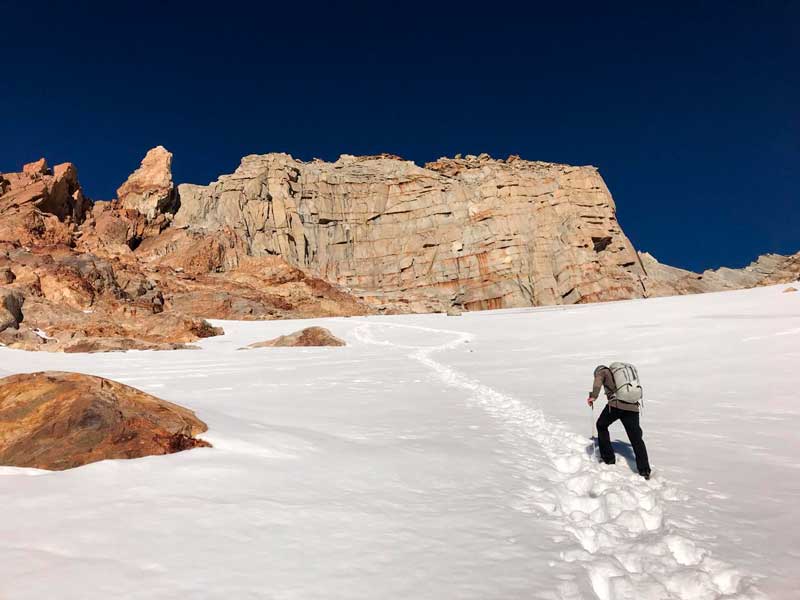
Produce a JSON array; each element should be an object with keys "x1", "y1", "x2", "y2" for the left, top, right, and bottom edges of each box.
[{"x1": 0, "y1": 283, "x2": 797, "y2": 599}]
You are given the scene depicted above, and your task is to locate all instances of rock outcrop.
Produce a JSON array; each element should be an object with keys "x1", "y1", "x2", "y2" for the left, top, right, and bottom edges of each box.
[
  {"x1": 0, "y1": 158, "x2": 90, "y2": 247},
  {"x1": 0, "y1": 372, "x2": 209, "y2": 470},
  {"x1": 639, "y1": 251, "x2": 800, "y2": 296},
  {"x1": 246, "y1": 326, "x2": 345, "y2": 348},
  {"x1": 116, "y1": 145, "x2": 177, "y2": 219},
  {"x1": 0, "y1": 151, "x2": 372, "y2": 352},
  {"x1": 173, "y1": 153, "x2": 648, "y2": 311}
]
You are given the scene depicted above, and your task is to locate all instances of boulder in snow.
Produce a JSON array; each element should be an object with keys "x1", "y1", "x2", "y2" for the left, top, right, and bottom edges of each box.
[
  {"x1": 0, "y1": 371, "x2": 210, "y2": 470},
  {"x1": 245, "y1": 326, "x2": 345, "y2": 348}
]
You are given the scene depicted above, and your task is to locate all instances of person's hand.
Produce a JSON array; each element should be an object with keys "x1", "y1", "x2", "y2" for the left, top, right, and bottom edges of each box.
[{"x1": 587, "y1": 396, "x2": 595, "y2": 407}]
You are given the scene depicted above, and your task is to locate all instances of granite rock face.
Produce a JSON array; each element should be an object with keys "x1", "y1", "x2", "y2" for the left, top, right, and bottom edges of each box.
[
  {"x1": 0, "y1": 371, "x2": 209, "y2": 470},
  {"x1": 174, "y1": 153, "x2": 648, "y2": 311}
]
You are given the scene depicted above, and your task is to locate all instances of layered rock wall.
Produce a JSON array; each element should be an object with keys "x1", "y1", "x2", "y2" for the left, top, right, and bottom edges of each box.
[{"x1": 174, "y1": 153, "x2": 647, "y2": 311}]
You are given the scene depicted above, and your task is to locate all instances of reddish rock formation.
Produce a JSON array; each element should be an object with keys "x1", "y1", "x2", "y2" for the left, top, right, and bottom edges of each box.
[
  {"x1": 246, "y1": 326, "x2": 346, "y2": 348},
  {"x1": 0, "y1": 151, "x2": 372, "y2": 352},
  {"x1": 0, "y1": 157, "x2": 90, "y2": 247},
  {"x1": 0, "y1": 372, "x2": 210, "y2": 470}
]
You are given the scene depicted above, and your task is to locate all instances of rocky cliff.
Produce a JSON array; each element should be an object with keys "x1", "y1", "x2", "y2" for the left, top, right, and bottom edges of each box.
[
  {"x1": 0, "y1": 146, "x2": 796, "y2": 352},
  {"x1": 173, "y1": 153, "x2": 648, "y2": 311}
]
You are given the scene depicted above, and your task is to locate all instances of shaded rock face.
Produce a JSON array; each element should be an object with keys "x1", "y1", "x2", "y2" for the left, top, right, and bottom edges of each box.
[
  {"x1": 174, "y1": 153, "x2": 647, "y2": 312},
  {"x1": 0, "y1": 288, "x2": 24, "y2": 333},
  {"x1": 116, "y1": 146, "x2": 177, "y2": 220},
  {"x1": 0, "y1": 372, "x2": 209, "y2": 470},
  {"x1": 246, "y1": 326, "x2": 346, "y2": 348}
]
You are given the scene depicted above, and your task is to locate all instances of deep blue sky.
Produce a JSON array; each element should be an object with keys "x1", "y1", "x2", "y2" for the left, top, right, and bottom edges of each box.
[{"x1": 2, "y1": 1, "x2": 797, "y2": 271}]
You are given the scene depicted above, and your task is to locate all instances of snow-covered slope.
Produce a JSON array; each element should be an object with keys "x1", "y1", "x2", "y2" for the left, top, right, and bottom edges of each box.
[{"x1": 0, "y1": 285, "x2": 797, "y2": 599}]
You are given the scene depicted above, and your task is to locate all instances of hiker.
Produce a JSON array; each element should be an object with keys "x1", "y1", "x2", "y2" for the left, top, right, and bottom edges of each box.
[{"x1": 587, "y1": 364, "x2": 651, "y2": 480}]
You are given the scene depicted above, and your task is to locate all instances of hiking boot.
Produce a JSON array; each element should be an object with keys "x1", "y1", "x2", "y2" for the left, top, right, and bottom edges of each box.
[{"x1": 639, "y1": 470, "x2": 651, "y2": 480}]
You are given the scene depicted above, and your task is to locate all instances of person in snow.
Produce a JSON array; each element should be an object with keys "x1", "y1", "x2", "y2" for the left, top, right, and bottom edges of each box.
[{"x1": 587, "y1": 365, "x2": 651, "y2": 479}]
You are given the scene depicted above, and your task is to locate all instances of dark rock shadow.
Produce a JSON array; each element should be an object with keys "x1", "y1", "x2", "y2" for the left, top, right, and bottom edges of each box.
[{"x1": 585, "y1": 438, "x2": 638, "y2": 473}]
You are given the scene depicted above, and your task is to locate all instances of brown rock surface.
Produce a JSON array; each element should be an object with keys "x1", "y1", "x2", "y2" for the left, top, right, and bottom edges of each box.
[
  {"x1": 247, "y1": 326, "x2": 346, "y2": 348},
  {"x1": 0, "y1": 371, "x2": 209, "y2": 470}
]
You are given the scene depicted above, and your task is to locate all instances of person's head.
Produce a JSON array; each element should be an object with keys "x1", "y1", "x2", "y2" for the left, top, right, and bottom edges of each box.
[{"x1": 594, "y1": 365, "x2": 608, "y2": 376}]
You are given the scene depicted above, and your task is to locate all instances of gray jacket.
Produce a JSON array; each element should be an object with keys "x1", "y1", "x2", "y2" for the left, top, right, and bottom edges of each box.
[{"x1": 590, "y1": 366, "x2": 639, "y2": 412}]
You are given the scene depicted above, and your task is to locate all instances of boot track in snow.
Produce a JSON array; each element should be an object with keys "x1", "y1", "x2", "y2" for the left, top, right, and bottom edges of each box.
[{"x1": 353, "y1": 320, "x2": 765, "y2": 600}]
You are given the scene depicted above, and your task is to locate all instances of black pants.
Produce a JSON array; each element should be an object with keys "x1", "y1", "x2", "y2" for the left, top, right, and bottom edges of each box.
[{"x1": 596, "y1": 405, "x2": 651, "y2": 474}]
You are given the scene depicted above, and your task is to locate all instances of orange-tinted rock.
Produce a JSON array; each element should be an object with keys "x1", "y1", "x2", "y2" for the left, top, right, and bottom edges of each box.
[
  {"x1": 22, "y1": 158, "x2": 50, "y2": 176},
  {"x1": 116, "y1": 146, "x2": 176, "y2": 219},
  {"x1": 247, "y1": 326, "x2": 345, "y2": 348},
  {"x1": 0, "y1": 157, "x2": 89, "y2": 247},
  {"x1": 0, "y1": 372, "x2": 210, "y2": 470},
  {"x1": 784, "y1": 287, "x2": 798, "y2": 293}
]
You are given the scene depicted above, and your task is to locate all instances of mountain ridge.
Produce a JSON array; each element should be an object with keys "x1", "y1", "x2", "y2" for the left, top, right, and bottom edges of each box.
[{"x1": 0, "y1": 147, "x2": 796, "y2": 352}]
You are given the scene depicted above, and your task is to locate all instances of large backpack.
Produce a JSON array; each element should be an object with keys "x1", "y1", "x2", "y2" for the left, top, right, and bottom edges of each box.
[{"x1": 609, "y1": 362, "x2": 643, "y2": 404}]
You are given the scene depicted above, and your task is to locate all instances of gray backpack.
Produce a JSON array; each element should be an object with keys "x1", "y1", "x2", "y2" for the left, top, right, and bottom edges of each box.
[{"x1": 609, "y1": 362, "x2": 643, "y2": 404}]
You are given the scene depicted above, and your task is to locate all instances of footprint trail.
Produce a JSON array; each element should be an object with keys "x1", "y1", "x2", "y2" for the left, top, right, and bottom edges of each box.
[{"x1": 354, "y1": 321, "x2": 765, "y2": 600}]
